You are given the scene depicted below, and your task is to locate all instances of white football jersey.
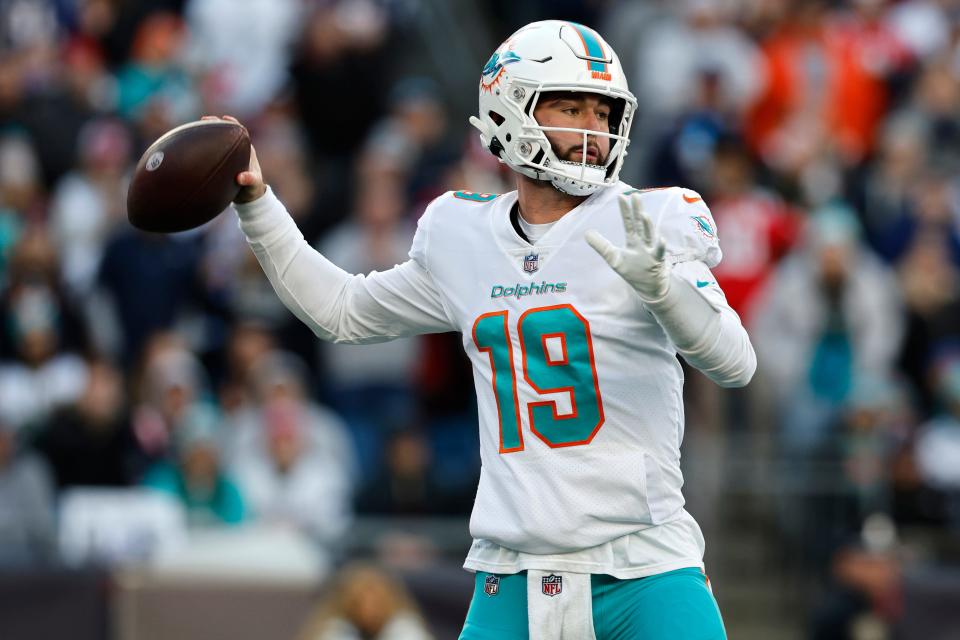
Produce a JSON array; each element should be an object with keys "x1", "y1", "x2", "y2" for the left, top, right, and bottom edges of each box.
[
  {"x1": 236, "y1": 180, "x2": 747, "y2": 576},
  {"x1": 408, "y1": 183, "x2": 723, "y2": 555}
]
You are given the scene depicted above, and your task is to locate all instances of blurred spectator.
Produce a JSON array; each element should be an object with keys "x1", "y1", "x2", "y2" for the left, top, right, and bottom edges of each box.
[
  {"x1": 61, "y1": 28, "x2": 118, "y2": 115},
  {"x1": 0, "y1": 415, "x2": 55, "y2": 566},
  {"x1": 226, "y1": 350, "x2": 355, "y2": 500},
  {"x1": 231, "y1": 396, "x2": 354, "y2": 549},
  {"x1": 142, "y1": 404, "x2": 245, "y2": 526},
  {"x1": 913, "y1": 360, "x2": 960, "y2": 524},
  {"x1": 752, "y1": 204, "x2": 904, "y2": 452},
  {"x1": 33, "y1": 356, "x2": 147, "y2": 489},
  {"x1": 254, "y1": 106, "x2": 318, "y2": 229},
  {"x1": 0, "y1": 132, "x2": 44, "y2": 223},
  {"x1": 184, "y1": 0, "x2": 301, "y2": 117},
  {"x1": 745, "y1": 0, "x2": 909, "y2": 201},
  {"x1": 747, "y1": 0, "x2": 906, "y2": 167},
  {"x1": 95, "y1": 224, "x2": 203, "y2": 366},
  {"x1": 298, "y1": 563, "x2": 434, "y2": 640},
  {"x1": 358, "y1": 429, "x2": 451, "y2": 515},
  {"x1": 895, "y1": 232, "x2": 960, "y2": 414},
  {"x1": 291, "y1": 0, "x2": 392, "y2": 161},
  {"x1": 115, "y1": 12, "x2": 195, "y2": 125},
  {"x1": 811, "y1": 515, "x2": 903, "y2": 639},
  {"x1": 217, "y1": 321, "x2": 278, "y2": 416},
  {"x1": 0, "y1": 0, "x2": 59, "y2": 55},
  {"x1": 289, "y1": 0, "x2": 394, "y2": 230},
  {"x1": 887, "y1": 0, "x2": 955, "y2": 61},
  {"x1": 851, "y1": 112, "x2": 928, "y2": 255},
  {"x1": 832, "y1": 0, "x2": 915, "y2": 89},
  {"x1": 91, "y1": 1, "x2": 188, "y2": 68},
  {"x1": 0, "y1": 211, "x2": 20, "y2": 291},
  {"x1": 364, "y1": 77, "x2": 458, "y2": 202},
  {"x1": 634, "y1": 2, "x2": 764, "y2": 189},
  {"x1": 895, "y1": 57, "x2": 960, "y2": 165},
  {"x1": 803, "y1": 375, "x2": 914, "y2": 558},
  {"x1": 49, "y1": 117, "x2": 132, "y2": 299},
  {"x1": 439, "y1": 133, "x2": 512, "y2": 203},
  {"x1": 0, "y1": 136, "x2": 32, "y2": 283},
  {"x1": 867, "y1": 165, "x2": 960, "y2": 266},
  {"x1": 858, "y1": 55, "x2": 960, "y2": 256},
  {"x1": 0, "y1": 228, "x2": 89, "y2": 431},
  {"x1": 130, "y1": 336, "x2": 212, "y2": 464},
  {"x1": 645, "y1": 67, "x2": 739, "y2": 190},
  {"x1": 0, "y1": 1, "x2": 93, "y2": 184},
  {"x1": 635, "y1": 0, "x2": 762, "y2": 119},
  {"x1": 706, "y1": 135, "x2": 800, "y2": 323},
  {"x1": 318, "y1": 173, "x2": 421, "y2": 478}
]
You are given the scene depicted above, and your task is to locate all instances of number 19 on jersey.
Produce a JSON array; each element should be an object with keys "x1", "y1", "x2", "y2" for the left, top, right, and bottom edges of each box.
[{"x1": 472, "y1": 304, "x2": 605, "y2": 453}]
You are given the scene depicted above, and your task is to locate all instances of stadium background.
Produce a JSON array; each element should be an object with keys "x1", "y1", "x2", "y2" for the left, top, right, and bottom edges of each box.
[{"x1": 1, "y1": 0, "x2": 959, "y2": 638}]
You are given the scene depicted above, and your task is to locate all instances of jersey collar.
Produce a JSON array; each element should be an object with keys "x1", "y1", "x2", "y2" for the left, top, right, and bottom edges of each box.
[{"x1": 489, "y1": 185, "x2": 618, "y2": 277}]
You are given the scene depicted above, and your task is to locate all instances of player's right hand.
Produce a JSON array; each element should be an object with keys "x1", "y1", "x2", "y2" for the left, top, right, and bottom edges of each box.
[
  {"x1": 201, "y1": 114, "x2": 266, "y2": 204},
  {"x1": 585, "y1": 193, "x2": 672, "y2": 301}
]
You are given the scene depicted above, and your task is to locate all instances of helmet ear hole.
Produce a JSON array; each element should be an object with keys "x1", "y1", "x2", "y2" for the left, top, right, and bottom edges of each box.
[
  {"x1": 488, "y1": 111, "x2": 505, "y2": 126},
  {"x1": 607, "y1": 98, "x2": 627, "y2": 134}
]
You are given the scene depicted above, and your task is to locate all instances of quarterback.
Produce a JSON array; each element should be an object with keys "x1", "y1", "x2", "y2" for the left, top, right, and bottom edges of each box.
[{"x1": 229, "y1": 20, "x2": 755, "y2": 640}]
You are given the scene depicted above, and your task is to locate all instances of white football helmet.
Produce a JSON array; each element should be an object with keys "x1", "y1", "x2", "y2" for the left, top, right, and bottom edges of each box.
[{"x1": 469, "y1": 20, "x2": 637, "y2": 196}]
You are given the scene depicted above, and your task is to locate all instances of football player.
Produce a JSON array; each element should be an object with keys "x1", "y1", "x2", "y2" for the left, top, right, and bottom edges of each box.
[{"x1": 228, "y1": 20, "x2": 755, "y2": 640}]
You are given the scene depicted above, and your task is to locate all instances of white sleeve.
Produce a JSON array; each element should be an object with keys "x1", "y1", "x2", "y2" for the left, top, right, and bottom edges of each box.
[
  {"x1": 660, "y1": 261, "x2": 757, "y2": 388},
  {"x1": 234, "y1": 188, "x2": 456, "y2": 344},
  {"x1": 643, "y1": 187, "x2": 755, "y2": 387}
]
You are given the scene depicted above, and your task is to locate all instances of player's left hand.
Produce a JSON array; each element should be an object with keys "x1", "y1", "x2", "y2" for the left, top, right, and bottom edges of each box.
[{"x1": 585, "y1": 193, "x2": 671, "y2": 301}]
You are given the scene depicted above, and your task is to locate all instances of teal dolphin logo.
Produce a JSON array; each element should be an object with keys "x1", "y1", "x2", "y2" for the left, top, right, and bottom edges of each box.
[
  {"x1": 691, "y1": 215, "x2": 715, "y2": 238},
  {"x1": 482, "y1": 50, "x2": 522, "y2": 77}
]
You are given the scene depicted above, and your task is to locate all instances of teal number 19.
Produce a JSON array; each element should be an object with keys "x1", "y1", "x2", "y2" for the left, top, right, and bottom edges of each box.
[{"x1": 473, "y1": 304, "x2": 605, "y2": 452}]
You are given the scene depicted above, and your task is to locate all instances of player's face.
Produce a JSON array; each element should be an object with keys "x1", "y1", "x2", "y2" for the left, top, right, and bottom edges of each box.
[{"x1": 533, "y1": 92, "x2": 612, "y2": 167}]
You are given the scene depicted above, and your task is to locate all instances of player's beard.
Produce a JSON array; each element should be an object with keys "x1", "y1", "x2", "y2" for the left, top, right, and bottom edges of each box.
[{"x1": 556, "y1": 141, "x2": 607, "y2": 168}]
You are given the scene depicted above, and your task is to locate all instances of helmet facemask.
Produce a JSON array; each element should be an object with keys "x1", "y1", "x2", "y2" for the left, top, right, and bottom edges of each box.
[{"x1": 517, "y1": 86, "x2": 633, "y2": 196}]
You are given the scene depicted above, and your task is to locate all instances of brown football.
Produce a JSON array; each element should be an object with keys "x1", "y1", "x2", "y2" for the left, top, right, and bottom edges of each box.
[{"x1": 127, "y1": 119, "x2": 251, "y2": 233}]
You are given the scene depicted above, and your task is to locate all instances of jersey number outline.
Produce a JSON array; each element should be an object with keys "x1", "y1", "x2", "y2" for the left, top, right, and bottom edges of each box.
[
  {"x1": 473, "y1": 304, "x2": 605, "y2": 453},
  {"x1": 454, "y1": 190, "x2": 499, "y2": 202}
]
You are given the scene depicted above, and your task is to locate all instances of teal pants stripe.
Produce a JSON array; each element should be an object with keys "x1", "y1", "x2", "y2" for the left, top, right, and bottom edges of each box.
[{"x1": 459, "y1": 568, "x2": 727, "y2": 640}]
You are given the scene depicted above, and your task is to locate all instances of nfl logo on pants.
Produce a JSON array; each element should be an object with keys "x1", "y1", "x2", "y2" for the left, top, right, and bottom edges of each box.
[
  {"x1": 541, "y1": 574, "x2": 562, "y2": 597},
  {"x1": 484, "y1": 575, "x2": 500, "y2": 597}
]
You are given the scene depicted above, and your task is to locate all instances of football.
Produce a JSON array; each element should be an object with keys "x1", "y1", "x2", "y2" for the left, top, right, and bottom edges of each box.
[{"x1": 127, "y1": 119, "x2": 251, "y2": 233}]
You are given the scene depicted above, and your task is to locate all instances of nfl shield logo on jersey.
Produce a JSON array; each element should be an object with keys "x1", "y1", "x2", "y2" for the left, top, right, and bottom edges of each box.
[
  {"x1": 484, "y1": 574, "x2": 500, "y2": 597},
  {"x1": 541, "y1": 574, "x2": 562, "y2": 597},
  {"x1": 523, "y1": 252, "x2": 539, "y2": 274}
]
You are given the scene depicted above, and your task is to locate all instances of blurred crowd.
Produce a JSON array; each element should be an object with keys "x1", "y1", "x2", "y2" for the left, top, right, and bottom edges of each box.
[{"x1": 1, "y1": 0, "x2": 960, "y2": 636}]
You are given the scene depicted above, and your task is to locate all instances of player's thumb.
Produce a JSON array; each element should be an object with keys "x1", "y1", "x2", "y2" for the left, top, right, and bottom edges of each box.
[{"x1": 585, "y1": 230, "x2": 620, "y2": 268}]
